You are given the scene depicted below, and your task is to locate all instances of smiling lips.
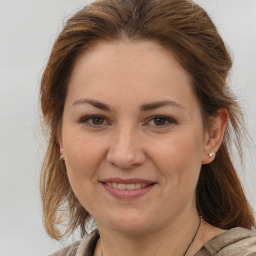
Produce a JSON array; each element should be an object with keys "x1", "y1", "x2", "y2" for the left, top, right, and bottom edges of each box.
[
  {"x1": 101, "y1": 178, "x2": 156, "y2": 200},
  {"x1": 106, "y1": 182, "x2": 149, "y2": 190}
]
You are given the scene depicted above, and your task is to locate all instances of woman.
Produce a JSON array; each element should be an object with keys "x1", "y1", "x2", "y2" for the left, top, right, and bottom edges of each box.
[{"x1": 40, "y1": 0, "x2": 256, "y2": 255}]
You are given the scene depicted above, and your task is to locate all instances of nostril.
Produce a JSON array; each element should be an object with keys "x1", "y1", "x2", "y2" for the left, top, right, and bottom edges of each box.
[{"x1": 106, "y1": 144, "x2": 146, "y2": 169}]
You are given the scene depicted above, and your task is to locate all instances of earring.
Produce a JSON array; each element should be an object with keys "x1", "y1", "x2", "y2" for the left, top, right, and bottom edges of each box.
[
  {"x1": 60, "y1": 148, "x2": 65, "y2": 160},
  {"x1": 209, "y1": 152, "x2": 215, "y2": 158}
]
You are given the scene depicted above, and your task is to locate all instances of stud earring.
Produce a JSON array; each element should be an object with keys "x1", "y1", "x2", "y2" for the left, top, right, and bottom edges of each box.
[
  {"x1": 209, "y1": 152, "x2": 215, "y2": 158},
  {"x1": 60, "y1": 148, "x2": 65, "y2": 160}
]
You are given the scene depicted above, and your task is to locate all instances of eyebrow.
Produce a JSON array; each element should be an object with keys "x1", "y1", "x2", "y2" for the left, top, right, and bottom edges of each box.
[
  {"x1": 72, "y1": 99, "x2": 111, "y2": 111},
  {"x1": 140, "y1": 100, "x2": 184, "y2": 111},
  {"x1": 72, "y1": 98, "x2": 184, "y2": 111}
]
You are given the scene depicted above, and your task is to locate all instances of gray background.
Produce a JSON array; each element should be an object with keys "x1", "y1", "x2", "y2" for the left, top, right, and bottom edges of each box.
[{"x1": 0, "y1": 0, "x2": 255, "y2": 255}]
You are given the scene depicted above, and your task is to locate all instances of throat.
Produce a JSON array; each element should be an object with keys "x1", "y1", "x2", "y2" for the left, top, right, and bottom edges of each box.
[{"x1": 95, "y1": 216, "x2": 203, "y2": 256}]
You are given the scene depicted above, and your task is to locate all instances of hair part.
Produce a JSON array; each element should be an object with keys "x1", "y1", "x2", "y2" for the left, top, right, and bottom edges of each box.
[{"x1": 40, "y1": 0, "x2": 255, "y2": 240}]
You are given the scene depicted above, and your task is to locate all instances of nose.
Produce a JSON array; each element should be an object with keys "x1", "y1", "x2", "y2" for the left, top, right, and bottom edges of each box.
[{"x1": 106, "y1": 126, "x2": 146, "y2": 169}]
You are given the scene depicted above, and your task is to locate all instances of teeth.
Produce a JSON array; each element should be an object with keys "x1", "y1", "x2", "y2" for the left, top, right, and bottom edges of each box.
[
  {"x1": 127, "y1": 184, "x2": 135, "y2": 190},
  {"x1": 105, "y1": 183, "x2": 150, "y2": 190},
  {"x1": 117, "y1": 183, "x2": 126, "y2": 190},
  {"x1": 135, "y1": 183, "x2": 141, "y2": 189},
  {"x1": 106, "y1": 182, "x2": 113, "y2": 188}
]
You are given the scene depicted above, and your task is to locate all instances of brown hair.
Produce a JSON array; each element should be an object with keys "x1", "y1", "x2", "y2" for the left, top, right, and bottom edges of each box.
[{"x1": 40, "y1": 0, "x2": 255, "y2": 240}]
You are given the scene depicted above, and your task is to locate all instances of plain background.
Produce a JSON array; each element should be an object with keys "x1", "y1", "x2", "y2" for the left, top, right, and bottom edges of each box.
[{"x1": 0, "y1": 0, "x2": 255, "y2": 255}]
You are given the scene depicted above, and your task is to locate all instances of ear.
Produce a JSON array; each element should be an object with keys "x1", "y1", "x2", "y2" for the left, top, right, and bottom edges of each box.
[
  {"x1": 201, "y1": 108, "x2": 229, "y2": 164},
  {"x1": 58, "y1": 127, "x2": 63, "y2": 149},
  {"x1": 59, "y1": 138, "x2": 65, "y2": 160},
  {"x1": 59, "y1": 139, "x2": 63, "y2": 149}
]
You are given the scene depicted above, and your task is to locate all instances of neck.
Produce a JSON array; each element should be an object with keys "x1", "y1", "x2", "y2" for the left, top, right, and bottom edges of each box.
[{"x1": 96, "y1": 211, "x2": 202, "y2": 256}]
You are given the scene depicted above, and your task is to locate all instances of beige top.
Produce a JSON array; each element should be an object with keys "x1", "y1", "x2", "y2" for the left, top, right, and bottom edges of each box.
[{"x1": 49, "y1": 227, "x2": 256, "y2": 256}]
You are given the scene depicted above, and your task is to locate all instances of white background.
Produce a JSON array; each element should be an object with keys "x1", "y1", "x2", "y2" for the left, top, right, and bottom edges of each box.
[{"x1": 0, "y1": 0, "x2": 255, "y2": 255}]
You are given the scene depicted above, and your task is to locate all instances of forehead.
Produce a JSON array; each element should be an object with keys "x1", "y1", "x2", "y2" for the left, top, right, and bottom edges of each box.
[{"x1": 66, "y1": 40, "x2": 197, "y2": 109}]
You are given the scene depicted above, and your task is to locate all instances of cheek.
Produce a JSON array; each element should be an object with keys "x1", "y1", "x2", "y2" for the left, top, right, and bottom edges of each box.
[
  {"x1": 62, "y1": 132, "x2": 106, "y2": 212},
  {"x1": 150, "y1": 131, "x2": 203, "y2": 186},
  {"x1": 62, "y1": 129, "x2": 106, "y2": 185}
]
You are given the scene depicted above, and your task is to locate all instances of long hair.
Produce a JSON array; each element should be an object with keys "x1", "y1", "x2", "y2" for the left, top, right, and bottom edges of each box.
[{"x1": 40, "y1": 0, "x2": 255, "y2": 240}]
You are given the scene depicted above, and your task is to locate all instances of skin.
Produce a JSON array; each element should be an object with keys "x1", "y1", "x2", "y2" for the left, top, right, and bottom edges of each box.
[{"x1": 60, "y1": 40, "x2": 228, "y2": 256}]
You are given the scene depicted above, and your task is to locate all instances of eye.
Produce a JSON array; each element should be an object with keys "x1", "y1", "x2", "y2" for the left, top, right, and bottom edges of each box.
[
  {"x1": 80, "y1": 115, "x2": 108, "y2": 127},
  {"x1": 147, "y1": 115, "x2": 177, "y2": 128}
]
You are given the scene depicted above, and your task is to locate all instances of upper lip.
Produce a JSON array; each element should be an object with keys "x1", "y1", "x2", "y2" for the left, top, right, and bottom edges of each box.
[{"x1": 101, "y1": 178, "x2": 156, "y2": 185}]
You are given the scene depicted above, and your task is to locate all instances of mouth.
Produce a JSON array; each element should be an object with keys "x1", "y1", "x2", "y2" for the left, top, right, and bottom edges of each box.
[
  {"x1": 102, "y1": 182, "x2": 153, "y2": 190},
  {"x1": 100, "y1": 178, "x2": 156, "y2": 200}
]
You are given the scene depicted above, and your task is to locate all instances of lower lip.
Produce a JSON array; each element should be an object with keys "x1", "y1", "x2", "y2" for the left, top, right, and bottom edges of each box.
[{"x1": 102, "y1": 183, "x2": 156, "y2": 200}]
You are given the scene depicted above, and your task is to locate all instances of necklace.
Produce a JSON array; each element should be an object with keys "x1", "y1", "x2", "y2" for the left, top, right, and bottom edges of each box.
[
  {"x1": 183, "y1": 216, "x2": 202, "y2": 256},
  {"x1": 100, "y1": 216, "x2": 202, "y2": 256}
]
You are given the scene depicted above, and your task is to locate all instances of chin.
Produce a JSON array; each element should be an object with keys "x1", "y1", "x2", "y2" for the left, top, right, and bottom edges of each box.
[{"x1": 97, "y1": 210, "x2": 156, "y2": 235}]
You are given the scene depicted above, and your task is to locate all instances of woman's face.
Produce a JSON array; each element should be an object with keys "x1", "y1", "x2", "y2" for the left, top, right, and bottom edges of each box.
[{"x1": 61, "y1": 40, "x2": 211, "y2": 234}]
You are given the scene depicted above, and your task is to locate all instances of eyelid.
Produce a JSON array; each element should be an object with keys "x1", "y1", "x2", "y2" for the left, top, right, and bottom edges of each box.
[
  {"x1": 150, "y1": 115, "x2": 177, "y2": 122},
  {"x1": 146, "y1": 115, "x2": 177, "y2": 128},
  {"x1": 79, "y1": 114, "x2": 176, "y2": 129},
  {"x1": 80, "y1": 114, "x2": 110, "y2": 127}
]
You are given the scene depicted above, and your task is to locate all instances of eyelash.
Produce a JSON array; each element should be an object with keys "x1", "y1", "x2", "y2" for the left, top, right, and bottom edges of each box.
[
  {"x1": 80, "y1": 115, "x2": 177, "y2": 128},
  {"x1": 80, "y1": 115, "x2": 108, "y2": 127},
  {"x1": 146, "y1": 115, "x2": 177, "y2": 128}
]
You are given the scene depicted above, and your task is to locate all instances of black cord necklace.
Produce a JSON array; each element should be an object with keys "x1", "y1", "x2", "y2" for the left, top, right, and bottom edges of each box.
[
  {"x1": 183, "y1": 216, "x2": 202, "y2": 256},
  {"x1": 100, "y1": 216, "x2": 202, "y2": 256}
]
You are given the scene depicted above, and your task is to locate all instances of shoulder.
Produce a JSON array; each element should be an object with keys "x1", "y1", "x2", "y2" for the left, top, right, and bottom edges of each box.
[
  {"x1": 49, "y1": 230, "x2": 99, "y2": 256},
  {"x1": 196, "y1": 227, "x2": 256, "y2": 256},
  {"x1": 49, "y1": 241, "x2": 81, "y2": 256}
]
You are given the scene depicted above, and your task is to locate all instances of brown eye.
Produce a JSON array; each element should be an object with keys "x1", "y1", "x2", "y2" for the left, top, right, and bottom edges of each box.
[
  {"x1": 153, "y1": 117, "x2": 168, "y2": 126},
  {"x1": 147, "y1": 115, "x2": 177, "y2": 128},
  {"x1": 91, "y1": 116, "x2": 105, "y2": 125},
  {"x1": 81, "y1": 115, "x2": 107, "y2": 127}
]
